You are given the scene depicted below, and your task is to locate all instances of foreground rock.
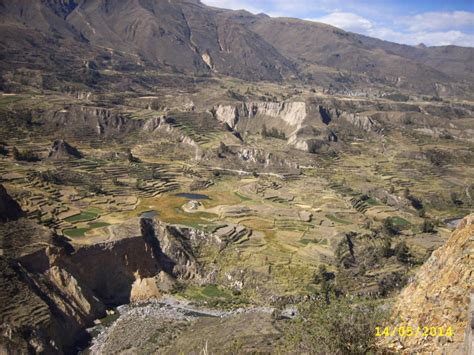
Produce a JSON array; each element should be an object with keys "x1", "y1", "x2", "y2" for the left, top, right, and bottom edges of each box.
[{"x1": 381, "y1": 213, "x2": 474, "y2": 353}]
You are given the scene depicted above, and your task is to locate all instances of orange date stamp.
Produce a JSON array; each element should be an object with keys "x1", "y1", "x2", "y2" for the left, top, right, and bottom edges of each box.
[{"x1": 375, "y1": 325, "x2": 453, "y2": 337}]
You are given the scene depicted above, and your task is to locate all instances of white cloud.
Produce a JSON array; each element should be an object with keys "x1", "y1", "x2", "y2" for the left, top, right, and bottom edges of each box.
[
  {"x1": 309, "y1": 12, "x2": 474, "y2": 47},
  {"x1": 398, "y1": 11, "x2": 474, "y2": 32},
  {"x1": 372, "y1": 28, "x2": 474, "y2": 47},
  {"x1": 202, "y1": 1, "x2": 474, "y2": 47},
  {"x1": 309, "y1": 12, "x2": 373, "y2": 32}
]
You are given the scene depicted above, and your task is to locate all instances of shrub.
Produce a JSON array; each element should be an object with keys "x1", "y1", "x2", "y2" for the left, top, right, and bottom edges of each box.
[
  {"x1": 394, "y1": 241, "x2": 410, "y2": 263},
  {"x1": 0, "y1": 145, "x2": 8, "y2": 156},
  {"x1": 35, "y1": 170, "x2": 63, "y2": 185},
  {"x1": 380, "y1": 235, "x2": 393, "y2": 258},
  {"x1": 12, "y1": 147, "x2": 40, "y2": 162},
  {"x1": 382, "y1": 218, "x2": 398, "y2": 236},
  {"x1": 285, "y1": 297, "x2": 389, "y2": 354},
  {"x1": 261, "y1": 124, "x2": 286, "y2": 140},
  {"x1": 421, "y1": 220, "x2": 435, "y2": 233}
]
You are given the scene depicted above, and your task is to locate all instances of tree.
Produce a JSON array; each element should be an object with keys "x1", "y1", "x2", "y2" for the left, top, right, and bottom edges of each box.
[
  {"x1": 380, "y1": 235, "x2": 393, "y2": 258},
  {"x1": 450, "y1": 192, "x2": 463, "y2": 206},
  {"x1": 12, "y1": 146, "x2": 40, "y2": 162},
  {"x1": 12, "y1": 147, "x2": 20, "y2": 160},
  {"x1": 127, "y1": 149, "x2": 140, "y2": 163},
  {"x1": 421, "y1": 220, "x2": 435, "y2": 233},
  {"x1": 394, "y1": 241, "x2": 410, "y2": 263},
  {"x1": 382, "y1": 218, "x2": 398, "y2": 236},
  {"x1": 0, "y1": 144, "x2": 7, "y2": 156}
]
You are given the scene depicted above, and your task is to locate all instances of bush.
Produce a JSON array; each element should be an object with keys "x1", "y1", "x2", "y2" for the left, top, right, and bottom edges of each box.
[
  {"x1": 0, "y1": 145, "x2": 8, "y2": 156},
  {"x1": 382, "y1": 218, "x2": 398, "y2": 236},
  {"x1": 127, "y1": 149, "x2": 140, "y2": 163},
  {"x1": 34, "y1": 170, "x2": 63, "y2": 185},
  {"x1": 261, "y1": 124, "x2": 286, "y2": 140},
  {"x1": 12, "y1": 147, "x2": 40, "y2": 162},
  {"x1": 421, "y1": 220, "x2": 435, "y2": 233},
  {"x1": 450, "y1": 192, "x2": 463, "y2": 206},
  {"x1": 394, "y1": 241, "x2": 410, "y2": 263},
  {"x1": 285, "y1": 297, "x2": 389, "y2": 354},
  {"x1": 380, "y1": 235, "x2": 393, "y2": 257}
]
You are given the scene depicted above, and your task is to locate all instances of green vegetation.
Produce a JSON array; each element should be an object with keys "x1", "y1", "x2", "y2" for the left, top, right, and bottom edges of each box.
[
  {"x1": 12, "y1": 146, "x2": 40, "y2": 162},
  {"x1": 179, "y1": 284, "x2": 248, "y2": 309},
  {"x1": 394, "y1": 241, "x2": 411, "y2": 263},
  {"x1": 65, "y1": 208, "x2": 101, "y2": 223},
  {"x1": 284, "y1": 297, "x2": 389, "y2": 354},
  {"x1": 261, "y1": 124, "x2": 286, "y2": 140},
  {"x1": 234, "y1": 192, "x2": 252, "y2": 201},
  {"x1": 63, "y1": 220, "x2": 110, "y2": 237},
  {"x1": 382, "y1": 217, "x2": 399, "y2": 236},
  {"x1": 421, "y1": 220, "x2": 435, "y2": 233},
  {"x1": 390, "y1": 216, "x2": 410, "y2": 227},
  {"x1": 326, "y1": 214, "x2": 352, "y2": 225}
]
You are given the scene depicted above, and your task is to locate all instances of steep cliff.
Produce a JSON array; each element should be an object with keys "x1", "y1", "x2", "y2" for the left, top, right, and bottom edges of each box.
[{"x1": 382, "y1": 213, "x2": 474, "y2": 353}]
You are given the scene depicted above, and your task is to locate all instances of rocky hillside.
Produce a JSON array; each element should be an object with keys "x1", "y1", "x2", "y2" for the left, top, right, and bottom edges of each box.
[
  {"x1": 0, "y1": 0, "x2": 472, "y2": 96},
  {"x1": 382, "y1": 213, "x2": 474, "y2": 353},
  {"x1": 0, "y1": 206, "x2": 215, "y2": 353}
]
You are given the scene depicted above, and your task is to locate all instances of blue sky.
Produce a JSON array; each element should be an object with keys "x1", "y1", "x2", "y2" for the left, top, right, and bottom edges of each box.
[{"x1": 202, "y1": 0, "x2": 474, "y2": 47}]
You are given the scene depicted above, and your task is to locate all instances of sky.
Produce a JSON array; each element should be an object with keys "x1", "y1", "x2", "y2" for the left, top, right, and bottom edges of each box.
[{"x1": 202, "y1": 0, "x2": 474, "y2": 47}]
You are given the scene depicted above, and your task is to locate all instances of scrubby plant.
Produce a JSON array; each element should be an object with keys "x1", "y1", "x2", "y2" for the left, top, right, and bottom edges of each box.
[
  {"x1": 394, "y1": 241, "x2": 410, "y2": 263},
  {"x1": 421, "y1": 220, "x2": 435, "y2": 233},
  {"x1": 382, "y1": 218, "x2": 398, "y2": 236},
  {"x1": 12, "y1": 146, "x2": 40, "y2": 162},
  {"x1": 0, "y1": 144, "x2": 8, "y2": 156},
  {"x1": 284, "y1": 296, "x2": 389, "y2": 354},
  {"x1": 261, "y1": 124, "x2": 286, "y2": 140},
  {"x1": 380, "y1": 235, "x2": 393, "y2": 258}
]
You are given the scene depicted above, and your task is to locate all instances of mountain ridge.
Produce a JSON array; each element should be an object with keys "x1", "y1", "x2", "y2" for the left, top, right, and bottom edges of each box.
[{"x1": 0, "y1": 0, "x2": 472, "y2": 96}]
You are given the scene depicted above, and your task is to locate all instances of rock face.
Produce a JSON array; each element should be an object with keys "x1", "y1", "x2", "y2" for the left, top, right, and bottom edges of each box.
[
  {"x1": 382, "y1": 213, "x2": 474, "y2": 353},
  {"x1": 48, "y1": 139, "x2": 83, "y2": 159},
  {"x1": 212, "y1": 101, "x2": 307, "y2": 133},
  {"x1": 340, "y1": 112, "x2": 381, "y2": 132},
  {"x1": 0, "y1": 184, "x2": 24, "y2": 222},
  {"x1": 211, "y1": 99, "x2": 385, "y2": 153}
]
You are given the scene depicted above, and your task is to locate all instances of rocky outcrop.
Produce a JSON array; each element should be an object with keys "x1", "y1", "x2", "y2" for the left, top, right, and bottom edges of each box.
[
  {"x1": 0, "y1": 184, "x2": 24, "y2": 222},
  {"x1": 212, "y1": 101, "x2": 307, "y2": 132},
  {"x1": 340, "y1": 112, "x2": 381, "y2": 132},
  {"x1": 203, "y1": 143, "x2": 300, "y2": 176},
  {"x1": 381, "y1": 213, "x2": 474, "y2": 354},
  {"x1": 48, "y1": 139, "x2": 83, "y2": 160}
]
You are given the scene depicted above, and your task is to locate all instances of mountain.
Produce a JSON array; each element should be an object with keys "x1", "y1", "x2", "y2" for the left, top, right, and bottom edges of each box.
[{"x1": 0, "y1": 0, "x2": 472, "y2": 96}]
